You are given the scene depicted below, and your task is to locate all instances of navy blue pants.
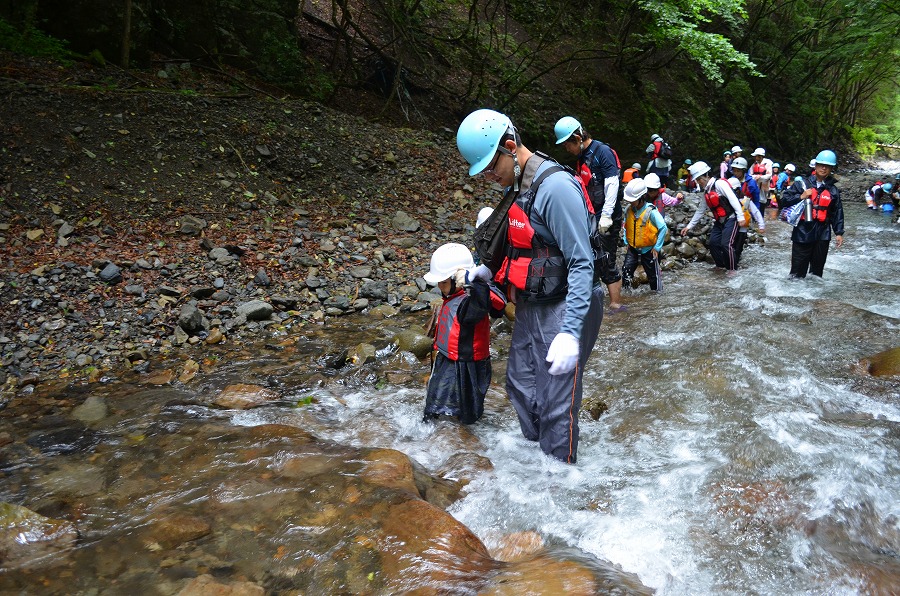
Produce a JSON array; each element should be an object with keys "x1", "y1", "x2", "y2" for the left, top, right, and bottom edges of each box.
[
  {"x1": 622, "y1": 247, "x2": 663, "y2": 291},
  {"x1": 708, "y1": 217, "x2": 739, "y2": 270}
]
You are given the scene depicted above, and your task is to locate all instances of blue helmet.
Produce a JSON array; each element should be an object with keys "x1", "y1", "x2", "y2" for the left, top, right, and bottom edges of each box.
[
  {"x1": 554, "y1": 116, "x2": 581, "y2": 144},
  {"x1": 884, "y1": 183, "x2": 893, "y2": 192},
  {"x1": 457, "y1": 109, "x2": 514, "y2": 176},
  {"x1": 815, "y1": 149, "x2": 837, "y2": 166}
]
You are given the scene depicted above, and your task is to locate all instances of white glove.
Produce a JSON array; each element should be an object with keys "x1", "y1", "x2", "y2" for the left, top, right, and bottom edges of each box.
[
  {"x1": 464, "y1": 264, "x2": 492, "y2": 283},
  {"x1": 453, "y1": 269, "x2": 468, "y2": 287},
  {"x1": 598, "y1": 215, "x2": 613, "y2": 233},
  {"x1": 546, "y1": 332, "x2": 580, "y2": 375}
]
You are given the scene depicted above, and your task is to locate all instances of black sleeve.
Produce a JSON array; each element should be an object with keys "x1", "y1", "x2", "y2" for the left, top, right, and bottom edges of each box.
[{"x1": 455, "y1": 279, "x2": 491, "y2": 325}]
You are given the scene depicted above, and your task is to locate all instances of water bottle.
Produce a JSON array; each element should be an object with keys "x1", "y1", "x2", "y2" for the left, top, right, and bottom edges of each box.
[{"x1": 804, "y1": 197, "x2": 813, "y2": 221}]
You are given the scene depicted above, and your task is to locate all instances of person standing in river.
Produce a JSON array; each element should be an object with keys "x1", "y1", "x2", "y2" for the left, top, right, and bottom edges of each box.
[
  {"x1": 554, "y1": 116, "x2": 625, "y2": 313},
  {"x1": 680, "y1": 160, "x2": 745, "y2": 273},
  {"x1": 422, "y1": 243, "x2": 506, "y2": 424},
  {"x1": 457, "y1": 109, "x2": 603, "y2": 464},
  {"x1": 778, "y1": 149, "x2": 844, "y2": 278}
]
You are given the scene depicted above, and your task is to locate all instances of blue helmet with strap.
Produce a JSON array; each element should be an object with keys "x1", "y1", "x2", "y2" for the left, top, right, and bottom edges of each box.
[{"x1": 457, "y1": 109, "x2": 514, "y2": 176}]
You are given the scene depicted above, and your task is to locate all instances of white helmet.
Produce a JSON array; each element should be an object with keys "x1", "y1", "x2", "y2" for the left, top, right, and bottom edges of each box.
[
  {"x1": 631, "y1": 162, "x2": 641, "y2": 170},
  {"x1": 623, "y1": 178, "x2": 648, "y2": 202},
  {"x1": 809, "y1": 159, "x2": 816, "y2": 168},
  {"x1": 644, "y1": 173, "x2": 662, "y2": 189},
  {"x1": 688, "y1": 161, "x2": 711, "y2": 179},
  {"x1": 424, "y1": 243, "x2": 475, "y2": 285},
  {"x1": 785, "y1": 163, "x2": 796, "y2": 172},
  {"x1": 751, "y1": 147, "x2": 765, "y2": 157},
  {"x1": 731, "y1": 145, "x2": 743, "y2": 153},
  {"x1": 651, "y1": 134, "x2": 662, "y2": 142},
  {"x1": 476, "y1": 207, "x2": 494, "y2": 228},
  {"x1": 728, "y1": 176, "x2": 740, "y2": 190},
  {"x1": 731, "y1": 157, "x2": 749, "y2": 170}
]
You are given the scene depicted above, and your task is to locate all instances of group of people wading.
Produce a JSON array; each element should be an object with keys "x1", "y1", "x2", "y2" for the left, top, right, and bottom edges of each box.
[{"x1": 422, "y1": 108, "x2": 845, "y2": 464}]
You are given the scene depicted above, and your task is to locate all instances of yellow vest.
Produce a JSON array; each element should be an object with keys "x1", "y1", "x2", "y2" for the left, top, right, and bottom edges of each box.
[
  {"x1": 625, "y1": 205, "x2": 660, "y2": 249},
  {"x1": 740, "y1": 197, "x2": 752, "y2": 227}
]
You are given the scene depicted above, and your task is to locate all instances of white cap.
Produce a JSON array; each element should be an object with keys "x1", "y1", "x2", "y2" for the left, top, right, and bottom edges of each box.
[
  {"x1": 731, "y1": 145, "x2": 742, "y2": 153},
  {"x1": 785, "y1": 163, "x2": 796, "y2": 172},
  {"x1": 476, "y1": 207, "x2": 493, "y2": 228},
  {"x1": 751, "y1": 147, "x2": 765, "y2": 156},
  {"x1": 809, "y1": 159, "x2": 816, "y2": 168},
  {"x1": 728, "y1": 176, "x2": 740, "y2": 190},
  {"x1": 631, "y1": 162, "x2": 641, "y2": 170}
]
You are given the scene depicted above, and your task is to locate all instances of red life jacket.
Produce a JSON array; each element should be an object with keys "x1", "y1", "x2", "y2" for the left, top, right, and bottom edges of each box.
[
  {"x1": 704, "y1": 181, "x2": 733, "y2": 221},
  {"x1": 803, "y1": 188, "x2": 833, "y2": 223},
  {"x1": 752, "y1": 162, "x2": 767, "y2": 176},
  {"x1": 433, "y1": 286, "x2": 506, "y2": 361},
  {"x1": 495, "y1": 163, "x2": 589, "y2": 301}
]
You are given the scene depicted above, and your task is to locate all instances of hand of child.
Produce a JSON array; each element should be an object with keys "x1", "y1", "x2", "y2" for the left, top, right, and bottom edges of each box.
[{"x1": 465, "y1": 264, "x2": 492, "y2": 282}]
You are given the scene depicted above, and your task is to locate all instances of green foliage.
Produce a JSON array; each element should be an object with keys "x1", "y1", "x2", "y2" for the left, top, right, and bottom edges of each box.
[
  {"x1": 0, "y1": 16, "x2": 71, "y2": 61},
  {"x1": 850, "y1": 126, "x2": 878, "y2": 158}
]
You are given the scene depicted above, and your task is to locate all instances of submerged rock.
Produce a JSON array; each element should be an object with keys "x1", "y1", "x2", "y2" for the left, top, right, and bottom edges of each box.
[
  {"x1": 0, "y1": 502, "x2": 78, "y2": 568},
  {"x1": 861, "y1": 346, "x2": 900, "y2": 377}
]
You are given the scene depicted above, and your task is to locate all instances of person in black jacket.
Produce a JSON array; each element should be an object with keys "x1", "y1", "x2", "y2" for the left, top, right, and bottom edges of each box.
[{"x1": 779, "y1": 149, "x2": 845, "y2": 278}]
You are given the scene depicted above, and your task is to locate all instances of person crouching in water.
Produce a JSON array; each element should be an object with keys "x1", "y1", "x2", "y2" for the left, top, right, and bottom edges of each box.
[
  {"x1": 621, "y1": 178, "x2": 668, "y2": 292},
  {"x1": 681, "y1": 161, "x2": 746, "y2": 272},
  {"x1": 423, "y1": 242, "x2": 506, "y2": 423},
  {"x1": 779, "y1": 150, "x2": 844, "y2": 279}
]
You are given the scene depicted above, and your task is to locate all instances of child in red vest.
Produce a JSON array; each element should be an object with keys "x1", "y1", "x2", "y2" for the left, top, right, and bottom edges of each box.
[{"x1": 423, "y1": 243, "x2": 506, "y2": 424}]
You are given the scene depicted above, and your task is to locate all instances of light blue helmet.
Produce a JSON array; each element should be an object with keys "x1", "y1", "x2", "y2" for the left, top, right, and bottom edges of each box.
[
  {"x1": 815, "y1": 149, "x2": 837, "y2": 166},
  {"x1": 554, "y1": 116, "x2": 581, "y2": 144},
  {"x1": 773, "y1": 162, "x2": 781, "y2": 169},
  {"x1": 457, "y1": 109, "x2": 514, "y2": 176},
  {"x1": 884, "y1": 183, "x2": 893, "y2": 192}
]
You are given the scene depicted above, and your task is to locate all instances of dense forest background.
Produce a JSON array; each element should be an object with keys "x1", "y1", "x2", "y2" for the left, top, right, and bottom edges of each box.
[{"x1": 2, "y1": 0, "x2": 899, "y2": 165}]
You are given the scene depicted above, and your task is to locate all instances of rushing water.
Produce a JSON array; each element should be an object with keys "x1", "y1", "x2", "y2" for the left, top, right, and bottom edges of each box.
[{"x1": 2, "y1": 189, "x2": 899, "y2": 594}]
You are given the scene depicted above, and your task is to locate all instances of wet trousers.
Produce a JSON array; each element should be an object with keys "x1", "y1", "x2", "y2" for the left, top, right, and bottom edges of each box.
[
  {"x1": 506, "y1": 285, "x2": 603, "y2": 464},
  {"x1": 790, "y1": 240, "x2": 830, "y2": 278},
  {"x1": 708, "y1": 217, "x2": 739, "y2": 270},
  {"x1": 734, "y1": 230, "x2": 747, "y2": 267},
  {"x1": 596, "y1": 219, "x2": 623, "y2": 286},
  {"x1": 622, "y1": 247, "x2": 663, "y2": 291}
]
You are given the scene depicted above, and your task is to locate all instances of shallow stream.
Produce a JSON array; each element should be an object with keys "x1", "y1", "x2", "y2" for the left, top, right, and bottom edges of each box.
[{"x1": 1, "y1": 181, "x2": 898, "y2": 594}]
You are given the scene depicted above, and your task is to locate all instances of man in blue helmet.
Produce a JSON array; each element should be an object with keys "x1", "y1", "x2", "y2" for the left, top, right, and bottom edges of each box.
[
  {"x1": 779, "y1": 149, "x2": 845, "y2": 278},
  {"x1": 456, "y1": 108, "x2": 603, "y2": 464},
  {"x1": 554, "y1": 116, "x2": 624, "y2": 312}
]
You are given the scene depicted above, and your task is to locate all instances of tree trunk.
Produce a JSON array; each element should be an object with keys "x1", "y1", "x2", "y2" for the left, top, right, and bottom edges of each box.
[{"x1": 121, "y1": 0, "x2": 132, "y2": 69}]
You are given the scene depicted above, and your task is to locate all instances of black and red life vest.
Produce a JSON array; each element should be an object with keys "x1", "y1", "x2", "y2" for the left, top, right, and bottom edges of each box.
[
  {"x1": 495, "y1": 162, "x2": 594, "y2": 301},
  {"x1": 704, "y1": 181, "x2": 734, "y2": 221},
  {"x1": 802, "y1": 188, "x2": 833, "y2": 223},
  {"x1": 752, "y1": 162, "x2": 767, "y2": 176},
  {"x1": 433, "y1": 286, "x2": 506, "y2": 361}
]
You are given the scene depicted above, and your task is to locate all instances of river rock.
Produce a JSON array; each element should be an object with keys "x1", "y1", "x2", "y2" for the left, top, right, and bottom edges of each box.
[
  {"x1": 348, "y1": 343, "x2": 376, "y2": 365},
  {"x1": 212, "y1": 384, "x2": 279, "y2": 409},
  {"x1": 71, "y1": 395, "x2": 108, "y2": 422},
  {"x1": 0, "y1": 502, "x2": 78, "y2": 568},
  {"x1": 99, "y1": 262, "x2": 122, "y2": 284},
  {"x1": 392, "y1": 211, "x2": 420, "y2": 232},
  {"x1": 178, "y1": 215, "x2": 207, "y2": 236},
  {"x1": 360, "y1": 448, "x2": 420, "y2": 496},
  {"x1": 393, "y1": 330, "x2": 433, "y2": 359},
  {"x1": 178, "y1": 304, "x2": 204, "y2": 333},
  {"x1": 145, "y1": 513, "x2": 211, "y2": 549},
  {"x1": 236, "y1": 300, "x2": 273, "y2": 321},
  {"x1": 861, "y1": 346, "x2": 900, "y2": 377},
  {"x1": 177, "y1": 574, "x2": 264, "y2": 596}
]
